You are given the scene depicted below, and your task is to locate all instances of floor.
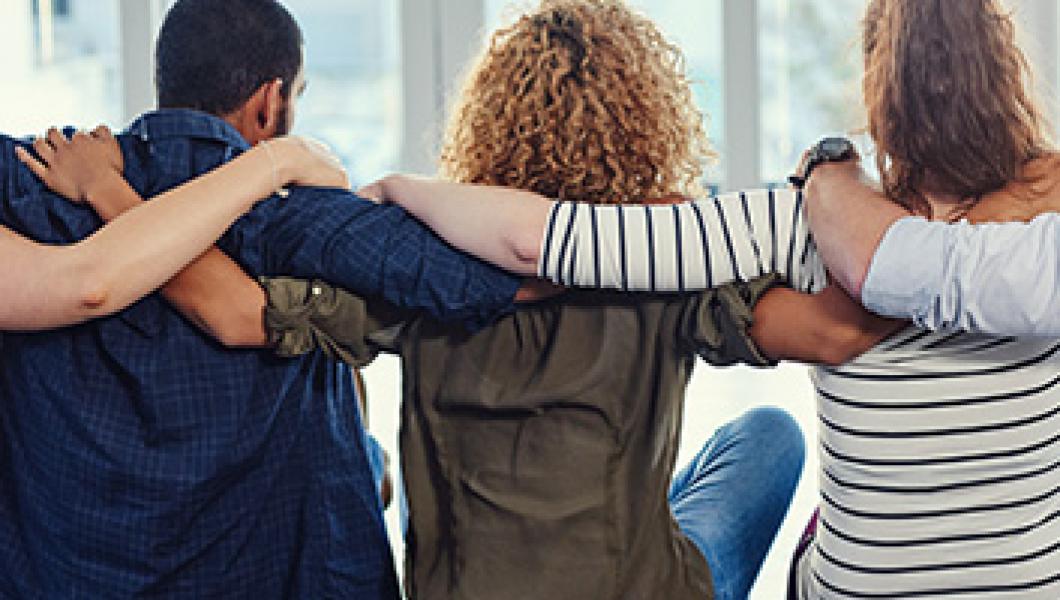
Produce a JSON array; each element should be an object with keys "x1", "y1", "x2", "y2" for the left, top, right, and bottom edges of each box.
[{"x1": 363, "y1": 357, "x2": 820, "y2": 599}]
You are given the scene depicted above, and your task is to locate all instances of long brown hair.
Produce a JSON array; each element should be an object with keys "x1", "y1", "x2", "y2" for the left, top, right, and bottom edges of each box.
[
  {"x1": 439, "y1": 0, "x2": 712, "y2": 204},
  {"x1": 862, "y1": 0, "x2": 1050, "y2": 216}
]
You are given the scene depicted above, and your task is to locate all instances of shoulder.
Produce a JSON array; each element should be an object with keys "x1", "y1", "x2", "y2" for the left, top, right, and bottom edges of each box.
[{"x1": 973, "y1": 154, "x2": 1060, "y2": 223}]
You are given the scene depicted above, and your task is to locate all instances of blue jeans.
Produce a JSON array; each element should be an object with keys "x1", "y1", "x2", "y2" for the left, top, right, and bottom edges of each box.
[{"x1": 669, "y1": 407, "x2": 806, "y2": 600}]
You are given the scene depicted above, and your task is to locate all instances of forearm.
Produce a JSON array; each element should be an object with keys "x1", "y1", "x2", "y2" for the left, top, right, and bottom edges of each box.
[
  {"x1": 73, "y1": 145, "x2": 286, "y2": 310},
  {"x1": 0, "y1": 228, "x2": 104, "y2": 330},
  {"x1": 380, "y1": 176, "x2": 552, "y2": 276},
  {"x1": 751, "y1": 285, "x2": 902, "y2": 366},
  {"x1": 541, "y1": 188, "x2": 825, "y2": 293},
  {"x1": 161, "y1": 250, "x2": 268, "y2": 347},
  {"x1": 81, "y1": 170, "x2": 268, "y2": 345},
  {"x1": 803, "y1": 163, "x2": 908, "y2": 297},
  {"x1": 0, "y1": 144, "x2": 287, "y2": 332}
]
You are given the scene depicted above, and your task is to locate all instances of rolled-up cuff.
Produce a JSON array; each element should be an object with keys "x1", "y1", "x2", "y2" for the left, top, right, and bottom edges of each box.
[
  {"x1": 261, "y1": 277, "x2": 380, "y2": 367},
  {"x1": 694, "y1": 274, "x2": 784, "y2": 368},
  {"x1": 861, "y1": 216, "x2": 945, "y2": 321}
]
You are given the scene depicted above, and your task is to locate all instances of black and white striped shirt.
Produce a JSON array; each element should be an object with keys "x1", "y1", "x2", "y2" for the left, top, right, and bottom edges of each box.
[
  {"x1": 539, "y1": 188, "x2": 1060, "y2": 598},
  {"x1": 538, "y1": 188, "x2": 826, "y2": 294}
]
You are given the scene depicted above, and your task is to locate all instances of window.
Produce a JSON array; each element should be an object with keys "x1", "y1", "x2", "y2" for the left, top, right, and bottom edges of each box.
[
  {"x1": 284, "y1": 0, "x2": 402, "y2": 186},
  {"x1": 1, "y1": 0, "x2": 121, "y2": 135},
  {"x1": 759, "y1": 0, "x2": 868, "y2": 184},
  {"x1": 627, "y1": 1, "x2": 725, "y2": 187}
]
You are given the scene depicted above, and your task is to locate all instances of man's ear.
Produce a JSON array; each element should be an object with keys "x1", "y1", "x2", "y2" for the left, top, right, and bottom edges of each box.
[
  {"x1": 258, "y1": 78, "x2": 286, "y2": 138},
  {"x1": 232, "y1": 79, "x2": 286, "y2": 146}
]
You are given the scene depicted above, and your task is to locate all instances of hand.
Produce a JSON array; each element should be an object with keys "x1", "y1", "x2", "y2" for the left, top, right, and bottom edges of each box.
[
  {"x1": 356, "y1": 174, "x2": 407, "y2": 204},
  {"x1": 272, "y1": 136, "x2": 351, "y2": 190},
  {"x1": 15, "y1": 125, "x2": 124, "y2": 203},
  {"x1": 356, "y1": 179, "x2": 387, "y2": 203},
  {"x1": 357, "y1": 174, "x2": 437, "y2": 205}
]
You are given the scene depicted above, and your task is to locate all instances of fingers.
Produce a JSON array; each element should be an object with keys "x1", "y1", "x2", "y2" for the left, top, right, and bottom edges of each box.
[
  {"x1": 71, "y1": 129, "x2": 93, "y2": 144},
  {"x1": 32, "y1": 137, "x2": 56, "y2": 167},
  {"x1": 356, "y1": 181, "x2": 385, "y2": 202},
  {"x1": 14, "y1": 146, "x2": 48, "y2": 181},
  {"x1": 46, "y1": 127, "x2": 69, "y2": 150},
  {"x1": 91, "y1": 125, "x2": 114, "y2": 140}
]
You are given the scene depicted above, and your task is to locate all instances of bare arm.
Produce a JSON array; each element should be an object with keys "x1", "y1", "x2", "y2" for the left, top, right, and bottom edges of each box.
[
  {"x1": 3, "y1": 129, "x2": 347, "y2": 334},
  {"x1": 80, "y1": 175, "x2": 269, "y2": 347},
  {"x1": 363, "y1": 174, "x2": 553, "y2": 276},
  {"x1": 750, "y1": 284, "x2": 903, "y2": 366},
  {"x1": 803, "y1": 161, "x2": 909, "y2": 298}
]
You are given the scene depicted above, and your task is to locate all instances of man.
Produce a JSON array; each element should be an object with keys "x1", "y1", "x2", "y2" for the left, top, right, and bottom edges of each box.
[
  {"x1": 0, "y1": 0, "x2": 521, "y2": 597},
  {"x1": 805, "y1": 159, "x2": 1060, "y2": 336}
]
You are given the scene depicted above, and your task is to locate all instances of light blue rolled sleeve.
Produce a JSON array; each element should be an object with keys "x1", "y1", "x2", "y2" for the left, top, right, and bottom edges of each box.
[{"x1": 862, "y1": 214, "x2": 1060, "y2": 336}]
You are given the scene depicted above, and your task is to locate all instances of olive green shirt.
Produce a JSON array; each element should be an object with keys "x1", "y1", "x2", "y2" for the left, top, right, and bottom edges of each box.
[{"x1": 262, "y1": 276, "x2": 779, "y2": 600}]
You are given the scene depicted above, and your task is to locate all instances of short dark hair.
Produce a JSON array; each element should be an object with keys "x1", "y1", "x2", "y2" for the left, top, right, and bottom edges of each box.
[{"x1": 156, "y1": 0, "x2": 303, "y2": 116}]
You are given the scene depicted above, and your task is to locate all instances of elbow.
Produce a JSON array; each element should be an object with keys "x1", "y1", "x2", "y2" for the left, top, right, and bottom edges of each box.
[
  {"x1": 213, "y1": 325, "x2": 267, "y2": 349},
  {"x1": 75, "y1": 264, "x2": 123, "y2": 318},
  {"x1": 79, "y1": 282, "x2": 112, "y2": 315},
  {"x1": 815, "y1": 325, "x2": 871, "y2": 366},
  {"x1": 209, "y1": 308, "x2": 269, "y2": 349},
  {"x1": 508, "y1": 229, "x2": 542, "y2": 276}
]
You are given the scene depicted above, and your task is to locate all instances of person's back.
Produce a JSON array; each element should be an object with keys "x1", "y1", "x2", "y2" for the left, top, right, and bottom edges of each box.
[
  {"x1": 399, "y1": 291, "x2": 763, "y2": 598},
  {"x1": 806, "y1": 322, "x2": 1060, "y2": 596},
  {"x1": 0, "y1": 116, "x2": 399, "y2": 600},
  {"x1": 795, "y1": 1, "x2": 1060, "y2": 596},
  {"x1": 0, "y1": 1, "x2": 520, "y2": 597},
  {"x1": 403, "y1": 4, "x2": 791, "y2": 595},
  {"x1": 804, "y1": 164, "x2": 1060, "y2": 598},
  {"x1": 261, "y1": 274, "x2": 801, "y2": 599}
]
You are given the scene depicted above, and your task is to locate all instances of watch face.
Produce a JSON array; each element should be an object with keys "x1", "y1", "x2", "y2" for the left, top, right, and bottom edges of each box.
[{"x1": 819, "y1": 137, "x2": 854, "y2": 160}]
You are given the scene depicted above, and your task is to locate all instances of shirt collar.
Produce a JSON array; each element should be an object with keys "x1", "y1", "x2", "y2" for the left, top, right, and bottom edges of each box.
[{"x1": 124, "y1": 109, "x2": 251, "y2": 151}]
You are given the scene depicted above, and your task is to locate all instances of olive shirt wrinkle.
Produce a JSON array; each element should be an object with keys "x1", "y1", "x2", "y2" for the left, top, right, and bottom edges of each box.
[{"x1": 262, "y1": 275, "x2": 780, "y2": 600}]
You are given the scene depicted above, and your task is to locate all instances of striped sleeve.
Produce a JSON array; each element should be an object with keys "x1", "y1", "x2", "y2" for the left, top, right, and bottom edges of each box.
[{"x1": 538, "y1": 188, "x2": 826, "y2": 294}]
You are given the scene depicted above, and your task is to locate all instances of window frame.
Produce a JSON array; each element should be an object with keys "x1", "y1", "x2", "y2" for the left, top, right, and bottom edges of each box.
[{"x1": 114, "y1": 0, "x2": 1060, "y2": 187}]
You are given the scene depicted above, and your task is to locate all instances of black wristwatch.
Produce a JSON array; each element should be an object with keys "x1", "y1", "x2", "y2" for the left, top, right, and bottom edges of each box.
[{"x1": 788, "y1": 137, "x2": 857, "y2": 189}]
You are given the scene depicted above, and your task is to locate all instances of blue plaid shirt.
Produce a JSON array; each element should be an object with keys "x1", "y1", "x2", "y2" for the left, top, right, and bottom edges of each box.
[{"x1": 0, "y1": 110, "x2": 520, "y2": 599}]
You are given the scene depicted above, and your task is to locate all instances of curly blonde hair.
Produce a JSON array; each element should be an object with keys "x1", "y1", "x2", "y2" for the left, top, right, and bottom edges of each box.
[{"x1": 439, "y1": 0, "x2": 713, "y2": 204}]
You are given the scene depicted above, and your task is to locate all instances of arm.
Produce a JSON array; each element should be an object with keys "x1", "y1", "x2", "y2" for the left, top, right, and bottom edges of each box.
[
  {"x1": 252, "y1": 186, "x2": 523, "y2": 329},
  {"x1": 750, "y1": 285, "x2": 903, "y2": 366},
  {"x1": 802, "y1": 161, "x2": 909, "y2": 298},
  {"x1": 4, "y1": 129, "x2": 348, "y2": 334},
  {"x1": 860, "y1": 215, "x2": 1060, "y2": 336},
  {"x1": 370, "y1": 176, "x2": 824, "y2": 294},
  {"x1": 364, "y1": 174, "x2": 551, "y2": 276},
  {"x1": 261, "y1": 277, "x2": 411, "y2": 367},
  {"x1": 78, "y1": 174, "x2": 269, "y2": 347},
  {"x1": 807, "y1": 158, "x2": 1060, "y2": 337}
]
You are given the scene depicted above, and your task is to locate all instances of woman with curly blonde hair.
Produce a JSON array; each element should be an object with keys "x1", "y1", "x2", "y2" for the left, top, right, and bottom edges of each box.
[
  {"x1": 439, "y1": 0, "x2": 712, "y2": 204},
  {"x1": 269, "y1": 1, "x2": 833, "y2": 598}
]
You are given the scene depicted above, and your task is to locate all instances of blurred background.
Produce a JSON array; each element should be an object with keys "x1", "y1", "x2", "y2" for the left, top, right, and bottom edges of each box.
[{"x1": 2, "y1": 1, "x2": 1057, "y2": 596}]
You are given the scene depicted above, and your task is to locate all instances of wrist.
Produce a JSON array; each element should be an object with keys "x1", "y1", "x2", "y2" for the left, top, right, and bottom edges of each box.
[
  {"x1": 380, "y1": 173, "x2": 406, "y2": 198},
  {"x1": 84, "y1": 172, "x2": 141, "y2": 222},
  {"x1": 804, "y1": 161, "x2": 856, "y2": 200},
  {"x1": 265, "y1": 137, "x2": 299, "y2": 185}
]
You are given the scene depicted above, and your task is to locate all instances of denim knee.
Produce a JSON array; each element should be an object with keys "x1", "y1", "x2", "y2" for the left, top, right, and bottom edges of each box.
[{"x1": 736, "y1": 406, "x2": 806, "y2": 477}]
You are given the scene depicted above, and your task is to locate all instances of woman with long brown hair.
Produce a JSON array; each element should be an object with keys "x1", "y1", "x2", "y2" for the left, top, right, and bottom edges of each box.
[{"x1": 785, "y1": 1, "x2": 1060, "y2": 596}]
